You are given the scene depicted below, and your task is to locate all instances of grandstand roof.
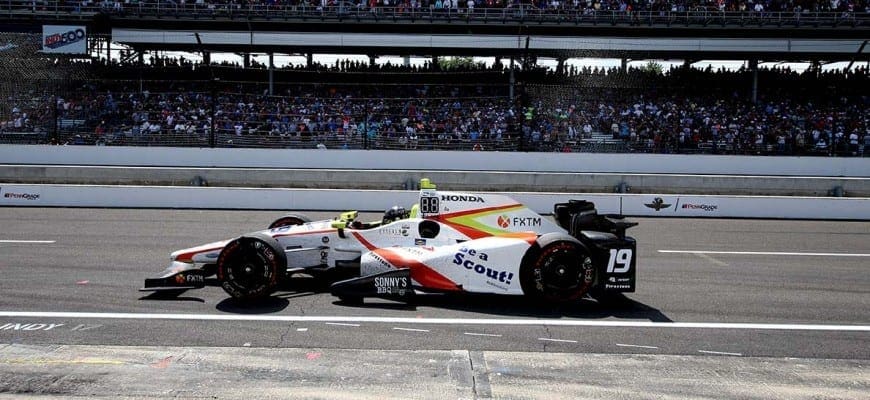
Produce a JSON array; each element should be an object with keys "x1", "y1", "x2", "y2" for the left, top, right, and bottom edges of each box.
[{"x1": 0, "y1": 5, "x2": 867, "y2": 60}]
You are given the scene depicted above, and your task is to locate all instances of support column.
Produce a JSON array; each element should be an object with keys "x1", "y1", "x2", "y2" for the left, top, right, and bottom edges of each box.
[
  {"x1": 749, "y1": 58, "x2": 758, "y2": 104},
  {"x1": 621, "y1": 58, "x2": 628, "y2": 71},
  {"x1": 306, "y1": 52, "x2": 313, "y2": 68},
  {"x1": 268, "y1": 53, "x2": 274, "y2": 95},
  {"x1": 811, "y1": 60, "x2": 822, "y2": 77},
  {"x1": 509, "y1": 57, "x2": 515, "y2": 100},
  {"x1": 403, "y1": 55, "x2": 411, "y2": 67},
  {"x1": 369, "y1": 54, "x2": 377, "y2": 66},
  {"x1": 556, "y1": 57, "x2": 566, "y2": 74},
  {"x1": 243, "y1": 53, "x2": 251, "y2": 69},
  {"x1": 202, "y1": 51, "x2": 211, "y2": 65}
]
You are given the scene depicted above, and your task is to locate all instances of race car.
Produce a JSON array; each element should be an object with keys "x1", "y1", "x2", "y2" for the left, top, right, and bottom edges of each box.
[{"x1": 141, "y1": 179, "x2": 638, "y2": 304}]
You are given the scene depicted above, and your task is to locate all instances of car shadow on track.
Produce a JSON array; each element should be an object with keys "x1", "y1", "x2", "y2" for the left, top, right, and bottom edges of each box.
[
  {"x1": 213, "y1": 275, "x2": 330, "y2": 314},
  {"x1": 336, "y1": 293, "x2": 673, "y2": 323},
  {"x1": 140, "y1": 275, "x2": 672, "y2": 323},
  {"x1": 139, "y1": 289, "x2": 206, "y2": 303}
]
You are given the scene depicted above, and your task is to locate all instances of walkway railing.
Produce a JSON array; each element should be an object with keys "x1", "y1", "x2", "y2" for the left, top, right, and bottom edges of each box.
[
  {"x1": 2, "y1": 1, "x2": 867, "y2": 27},
  {"x1": 2, "y1": 129, "x2": 865, "y2": 157}
]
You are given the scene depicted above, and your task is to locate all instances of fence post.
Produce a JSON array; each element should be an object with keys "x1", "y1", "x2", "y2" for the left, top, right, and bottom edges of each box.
[
  {"x1": 53, "y1": 95, "x2": 59, "y2": 144},
  {"x1": 210, "y1": 78, "x2": 217, "y2": 148}
]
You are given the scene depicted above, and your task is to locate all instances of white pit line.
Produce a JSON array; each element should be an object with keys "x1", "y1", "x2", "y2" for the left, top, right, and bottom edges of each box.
[
  {"x1": 0, "y1": 240, "x2": 55, "y2": 244},
  {"x1": 699, "y1": 350, "x2": 743, "y2": 356},
  {"x1": 0, "y1": 312, "x2": 868, "y2": 332},
  {"x1": 659, "y1": 250, "x2": 870, "y2": 257},
  {"x1": 324, "y1": 322, "x2": 360, "y2": 327},
  {"x1": 464, "y1": 332, "x2": 503, "y2": 337},
  {"x1": 616, "y1": 343, "x2": 659, "y2": 349},
  {"x1": 538, "y1": 338, "x2": 578, "y2": 343},
  {"x1": 393, "y1": 327, "x2": 430, "y2": 333}
]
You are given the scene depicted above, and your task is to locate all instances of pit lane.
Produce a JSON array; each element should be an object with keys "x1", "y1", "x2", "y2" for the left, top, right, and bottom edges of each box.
[
  {"x1": 1, "y1": 207, "x2": 867, "y2": 359},
  {"x1": 0, "y1": 208, "x2": 870, "y2": 397}
]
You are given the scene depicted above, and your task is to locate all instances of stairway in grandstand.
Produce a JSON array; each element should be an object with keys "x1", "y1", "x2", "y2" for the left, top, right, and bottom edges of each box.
[{"x1": 578, "y1": 131, "x2": 631, "y2": 153}]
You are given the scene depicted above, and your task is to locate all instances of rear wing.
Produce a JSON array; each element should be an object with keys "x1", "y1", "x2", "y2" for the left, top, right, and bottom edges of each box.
[{"x1": 553, "y1": 200, "x2": 637, "y2": 239}]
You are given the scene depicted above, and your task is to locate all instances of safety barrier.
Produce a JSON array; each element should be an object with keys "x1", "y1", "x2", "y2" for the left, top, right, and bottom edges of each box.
[
  {"x1": 2, "y1": 145, "x2": 868, "y2": 177},
  {"x1": 1, "y1": 184, "x2": 867, "y2": 220},
  {"x1": 2, "y1": 165, "x2": 868, "y2": 197}
]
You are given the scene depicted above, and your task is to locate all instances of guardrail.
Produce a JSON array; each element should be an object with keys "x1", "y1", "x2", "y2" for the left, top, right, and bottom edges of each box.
[
  {"x1": 2, "y1": 1, "x2": 867, "y2": 27},
  {"x1": 3, "y1": 130, "x2": 865, "y2": 157},
  {"x1": 1, "y1": 183, "x2": 867, "y2": 219}
]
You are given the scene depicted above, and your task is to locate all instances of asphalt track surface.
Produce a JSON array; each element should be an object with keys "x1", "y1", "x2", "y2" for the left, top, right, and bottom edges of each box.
[{"x1": 0, "y1": 208, "x2": 869, "y2": 399}]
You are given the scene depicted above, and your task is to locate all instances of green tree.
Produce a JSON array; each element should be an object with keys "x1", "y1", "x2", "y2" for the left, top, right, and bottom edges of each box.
[
  {"x1": 640, "y1": 60, "x2": 664, "y2": 75},
  {"x1": 437, "y1": 56, "x2": 481, "y2": 70}
]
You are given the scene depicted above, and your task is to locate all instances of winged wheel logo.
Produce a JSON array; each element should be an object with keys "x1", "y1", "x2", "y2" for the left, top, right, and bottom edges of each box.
[{"x1": 644, "y1": 197, "x2": 672, "y2": 211}]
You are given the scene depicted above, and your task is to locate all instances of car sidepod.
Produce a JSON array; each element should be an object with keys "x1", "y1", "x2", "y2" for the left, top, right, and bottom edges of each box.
[{"x1": 333, "y1": 236, "x2": 535, "y2": 300}]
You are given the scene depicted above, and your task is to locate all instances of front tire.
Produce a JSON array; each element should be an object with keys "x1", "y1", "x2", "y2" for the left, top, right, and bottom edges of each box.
[
  {"x1": 520, "y1": 234, "x2": 595, "y2": 303},
  {"x1": 217, "y1": 234, "x2": 286, "y2": 301}
]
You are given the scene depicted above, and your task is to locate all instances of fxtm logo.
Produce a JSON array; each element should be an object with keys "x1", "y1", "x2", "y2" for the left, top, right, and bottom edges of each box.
[
  {"x1": 497, "y1": 215, "x2": 542, "y2": 228},
  {"x1": 644, "y1": 197, "x2": 671, "y2": 211}
]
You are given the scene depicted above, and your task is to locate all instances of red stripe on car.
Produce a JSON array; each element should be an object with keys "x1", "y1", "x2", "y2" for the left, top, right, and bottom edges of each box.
[
  {"x1": 372, "y1": 248, "x2": 460, "y2": 292},
  {"x1": 434, "y1": 203, "x2": 524, "y2": 220},
  {"x1": 351, "y1": 231, "x2": 377, "y2": 250},
  {"x1": 173, "y1": 246, "x2": 223, "y2": 263},
  {"x1": 272, "y1": 229, "x2": 335, "y2": 239}
]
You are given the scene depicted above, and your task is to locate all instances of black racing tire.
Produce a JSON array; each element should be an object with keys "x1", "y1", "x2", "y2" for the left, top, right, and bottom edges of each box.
[
  {"x1": 268, "y1": 214, "x2": 311, "y2": 229},
  {"x1": 520, "y1": 234, "x2": 595, "y2": 303},
  {"x1": 217, "y1": 233, "x2": 286, "y2": 301}
]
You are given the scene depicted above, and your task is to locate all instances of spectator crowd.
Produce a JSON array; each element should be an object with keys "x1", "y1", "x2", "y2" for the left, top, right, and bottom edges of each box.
[
  {"x1": 70, "y1": 0, "x2": 870, "y2": 17},
  {"x1": 1, "y1": 59, "x2": 867, "y2": 156}
]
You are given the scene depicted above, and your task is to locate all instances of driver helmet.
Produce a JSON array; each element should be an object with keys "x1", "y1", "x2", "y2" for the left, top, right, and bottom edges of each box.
[{"x1": 382, "y1": 205, "x2": 410, "y2": 224}]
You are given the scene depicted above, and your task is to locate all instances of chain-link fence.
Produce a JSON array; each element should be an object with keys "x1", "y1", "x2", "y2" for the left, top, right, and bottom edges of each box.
[
  {"x1": 0, "y1": 33, "x2": 866, "y2": 156},
  {"x1": 0, "y1": 33, "x2": 95, "y2": 144}
]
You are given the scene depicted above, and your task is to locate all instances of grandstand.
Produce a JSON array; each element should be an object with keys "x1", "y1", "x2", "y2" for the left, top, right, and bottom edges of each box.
[{"x1": 0, "y1": 1, "x2": 866, "y2": 155}]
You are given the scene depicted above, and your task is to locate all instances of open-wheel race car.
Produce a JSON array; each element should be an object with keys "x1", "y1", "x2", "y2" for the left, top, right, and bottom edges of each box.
[{"x1": 141, "y1": 179, "x2": 638, "y2": 304}]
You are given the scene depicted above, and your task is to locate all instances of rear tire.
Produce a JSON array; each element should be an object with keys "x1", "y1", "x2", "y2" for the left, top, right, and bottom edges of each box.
[
  {"x1": 520, "y1": 234, "x2": 595, "y2": 303},
  {"x1": 268, "y1": 214, "x2": 311, "y2": 229},
  {"x1": 217, "y1": 234, "x2": 286, "y2": 301}
]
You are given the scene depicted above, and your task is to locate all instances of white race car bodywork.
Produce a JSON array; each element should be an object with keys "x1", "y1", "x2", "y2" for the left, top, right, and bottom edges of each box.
[{"x1": 144, "y1": 181, "x2": 637, "y2": 302}]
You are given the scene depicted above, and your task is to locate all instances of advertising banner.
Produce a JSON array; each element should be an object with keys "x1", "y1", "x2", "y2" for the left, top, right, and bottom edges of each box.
[
  {"x1": 624, "y1": 195, "x2": 724, "y2": 218},
  {"x1": 0, "y1": 184, "x2": 866, "y2": 219},
  {"x1": 42, "y1": 25, "x2": 87, "y2": 54},
  {"x1": 622, "y1": 194, "x2": 869, "y2": 220},
  {"x1": 0, "y1": 185, "x2": 42, "y2": 205}
]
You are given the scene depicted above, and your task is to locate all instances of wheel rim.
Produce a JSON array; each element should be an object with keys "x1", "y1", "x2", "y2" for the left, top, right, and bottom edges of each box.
[
  {"x1": 225, "y1": 241, "x2": 270, "y2": 291},
  {"x1": 540, "y1": 249, "x2": 583, "y2": 294}
]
